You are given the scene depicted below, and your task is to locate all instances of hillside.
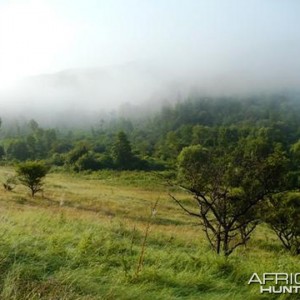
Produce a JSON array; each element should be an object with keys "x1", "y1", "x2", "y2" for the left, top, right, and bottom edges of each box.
[{"x1": 0, "y1": 167, "x2": 298, "y2": 299}]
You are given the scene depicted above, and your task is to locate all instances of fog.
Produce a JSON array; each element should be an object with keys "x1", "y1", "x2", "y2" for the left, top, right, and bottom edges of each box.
[{"x1": 0, "y1": 0, "x2": 300, "y2": 126}]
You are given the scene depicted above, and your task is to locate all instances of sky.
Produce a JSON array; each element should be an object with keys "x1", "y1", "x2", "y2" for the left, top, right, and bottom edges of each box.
[{"x1": 0, "y1": 0, "x2": 300, "y2": 121}]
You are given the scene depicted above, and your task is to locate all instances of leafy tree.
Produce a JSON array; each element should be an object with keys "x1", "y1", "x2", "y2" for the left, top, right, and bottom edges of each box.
[
  {"x1": 49, "y1": 153, "x2": 65, "y2": 166},
  {"x1": 97, "y1": 153, "x2": 114, "y2": 169},
  {"x1": 0, "y1": 145, "x2": 5, "y2": 160},
  {"x1": 112, "y1": 131, "x2": 134, "y2": 169},
  {"x1": 16, "y1": 161, "x2": 50, "y2": 197},
  {"x1": 173, "y1": 141, "x2": 289, "y2": 256},
  {"x1": 28, "y1": 119, "x2": 39, "y2": 132},
  {"x1": 67, "y1": 143, "x2": 89, "y2": 165},
  {"x1": 191, "y1": 125, "x2": 215, "y2": 147},
  {"x1": 290, "y1": 139, "x2": 300, "y2": 162},
  {"x1": 264, "y1": 193, "x2": 300, "y2": 254},
  {"x1": 7, "y1": 141, "x2": 31, "y2": 161},
  {"x1": 76, "y1": 152, "x2": 101, "y2": 171},
  {"x1": 51, "y1": 141, "x2": 73, "y2": 154},
  {"x1": 26, "y1": 121, "x2": 58, "y2": 159}
]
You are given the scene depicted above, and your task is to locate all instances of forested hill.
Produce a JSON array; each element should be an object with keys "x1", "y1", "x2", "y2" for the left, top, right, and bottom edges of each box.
[
  {"x1": 126, "y1": 94, "x2": 300, "y2": 160},
  {"x1": 1, "y1": 93, "x2": 300, "y2": 169},
  {"x1": 148, "y1": 94, "x2": 300, "y2": 131}
]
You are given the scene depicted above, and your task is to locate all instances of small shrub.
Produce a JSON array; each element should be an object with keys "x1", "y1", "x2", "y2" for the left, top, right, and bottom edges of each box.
[
  {"x1": 3, "y1": 175, "x2": 17, "y2": 191},
  {"x1": 16, "y1": 161, "x2": 50, "y2": 197}
]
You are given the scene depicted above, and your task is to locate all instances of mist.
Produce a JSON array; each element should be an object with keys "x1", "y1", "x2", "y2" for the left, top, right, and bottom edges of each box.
[
  {"x1": 0, "y1": 0, "x2": 300, "y2": 127},
  {"x1": 1, "y1": 56, "x2": 300, "y2": 127}
]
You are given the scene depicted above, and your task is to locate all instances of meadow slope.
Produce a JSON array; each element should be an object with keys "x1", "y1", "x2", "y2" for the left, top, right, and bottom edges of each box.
[{"x1": 0, "y1": 167, "x2": 298, "y2": 300}]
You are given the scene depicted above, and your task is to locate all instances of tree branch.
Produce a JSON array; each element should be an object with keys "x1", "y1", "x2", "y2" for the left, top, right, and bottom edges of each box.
[{"x1": 169, "y1": 193, "x2": 200, "y2": 218}]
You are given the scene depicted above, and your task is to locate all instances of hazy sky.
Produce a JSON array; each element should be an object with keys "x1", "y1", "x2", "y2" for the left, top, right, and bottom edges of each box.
[{"x1": 0, "y1": 0, "x2": 300, "y2": 120}]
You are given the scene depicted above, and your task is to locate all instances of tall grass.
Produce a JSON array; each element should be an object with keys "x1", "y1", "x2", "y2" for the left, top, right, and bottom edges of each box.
[{"x1": 0, "y1": 167, "x2": 298, "y2": 299}]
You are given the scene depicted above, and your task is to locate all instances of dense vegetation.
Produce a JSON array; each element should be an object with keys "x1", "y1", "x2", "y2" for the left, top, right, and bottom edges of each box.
[
  {"x1": 1, "y1": 94, "x2": 300, "y2": 167},
  {"x1": 0, "y1": 94, "x2": 300, "y2": 298}
]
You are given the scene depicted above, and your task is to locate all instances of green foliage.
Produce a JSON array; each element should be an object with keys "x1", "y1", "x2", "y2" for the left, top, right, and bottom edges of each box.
[
  {"x1": 26, "y1": 120, "x2": 58, "y2": 159},
  {"x1": 264, "y1": 193, "x2": 300, "y2": 254},
  {"x1": 2, "y1": 95, "x2": 300, "y2": 171},
  {"x1": 76, "y1": 152, "x2": 101, "y2": 171},
  {"x1": 177, "y1": 144, "x2": 210, "y2": 188},
  {"x1": 16, "y1": 161, "x2": 50, "y2": 197},
  {"x1": 112, "y1": 131, "x2": 134, "y2": 170},
  {"x1": 66, "y1": 143, "x2": 89, "y2": 165},
  {"x1": 3, "y1": 175, "x2": 17, "y2": 191},
  {"x1": 0, "y1": 145, "x2": 5, "y2": 160},
  {"x1": 51, "y1": 141, "x2": 73, "y2": 154},
  {"x1": 176, "y1": 139, "x2": 290, "y2": 256},
  {"x1": 97, "y1": 153, "x2": 114, "y2": 169},
  {"x1": 49, "y1": 153, "x2": 65, "y2": 166},
  {"x1": 7, "y1": 140, "x2": 31, "y2": 161}
]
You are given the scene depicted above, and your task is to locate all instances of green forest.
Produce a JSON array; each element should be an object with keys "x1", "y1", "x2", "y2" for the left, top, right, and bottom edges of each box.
[
  {"x1": 2, "y1": 94, "x2": 300, "y2": 167},
  {"x1": 0, "y1": 94, "x2": 299, "y2": 299}
]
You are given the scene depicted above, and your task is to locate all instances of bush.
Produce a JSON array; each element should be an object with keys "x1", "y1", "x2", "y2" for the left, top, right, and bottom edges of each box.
[
  {"x1": 16, "y1": 161, "x2": 50, "y2": 197},
  {"x1": 76, "y1": 152, "x2": 101, "y2": 171},
  {"x1": 49, "y1": 153, "x2": 65, "y2": 166}
]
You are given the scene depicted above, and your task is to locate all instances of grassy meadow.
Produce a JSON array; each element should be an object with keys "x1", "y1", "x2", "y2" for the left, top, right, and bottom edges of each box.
[{"x1": 0, "y1": 166, "x2": 298, "y2": 299}]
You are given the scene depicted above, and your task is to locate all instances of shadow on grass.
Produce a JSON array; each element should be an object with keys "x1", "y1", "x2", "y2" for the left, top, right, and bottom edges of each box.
[{"x1": 12, "y1": 196, "x2": 38, "y2": 206}]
